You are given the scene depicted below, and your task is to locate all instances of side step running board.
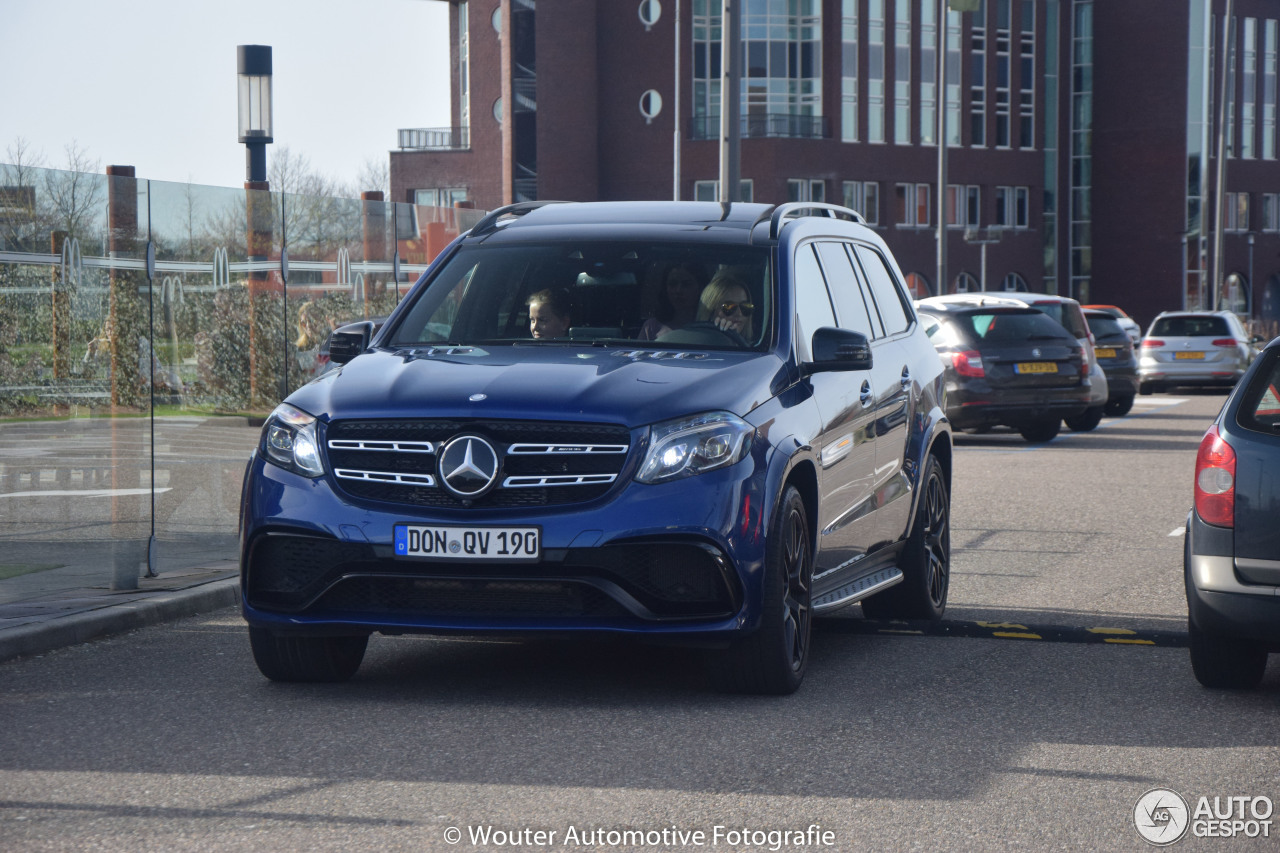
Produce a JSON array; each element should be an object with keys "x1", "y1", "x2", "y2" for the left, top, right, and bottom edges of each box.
[{"x1": 812, "y1": 567, "x2": 904, "y2": 614}]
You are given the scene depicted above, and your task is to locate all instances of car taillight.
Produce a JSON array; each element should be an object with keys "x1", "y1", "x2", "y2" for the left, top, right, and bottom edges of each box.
[
  {"x1": 1211, "y1": 338, "x2": 1237, "y2": 348},
  {"x1": 1194, "y1": 425, "x2": 1236, "y2": 527},
  {"x1": 950, "y1": 350, "x2": 985, "y2": 378},
  {"x1": 1079, "y1": 347, "x2": 1089, "y2": 376},
  {"x1": 1141, "y1": 339, "x2": 1164, "y2": 348}
]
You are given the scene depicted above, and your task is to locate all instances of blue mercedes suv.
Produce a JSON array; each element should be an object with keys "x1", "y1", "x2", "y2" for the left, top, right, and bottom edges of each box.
[{"x1": 240, "y1": 201, "x2": 952, "y2": 694}]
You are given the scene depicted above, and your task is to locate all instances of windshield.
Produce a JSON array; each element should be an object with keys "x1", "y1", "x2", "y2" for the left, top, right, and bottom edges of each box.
[{"x1": 389, "y1": 242, "x2": 773, "y2": 350}]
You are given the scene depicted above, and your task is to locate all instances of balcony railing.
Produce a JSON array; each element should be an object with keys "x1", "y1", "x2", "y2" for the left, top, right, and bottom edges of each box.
[
  {"x1": 398, "y1": 127, "x2": 471, "y2": 151},
  {"x1": 689, "y1": 113, "x2": 830, "y2": 141}
]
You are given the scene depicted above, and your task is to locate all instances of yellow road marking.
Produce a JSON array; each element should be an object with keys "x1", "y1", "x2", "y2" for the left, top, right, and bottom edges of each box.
[
  {"x1": 978, "y1": 621, "x2": 1030, "y2": 631},
  {"x1": 993, "y1": 631, "x2": 1042, "y2": 640},
  {"x1": 1104, "y1": 638, "x2": 1156, "y2": 645},
  {"x1": 1087, "y1": 627, "x2": 1138, "y2": 635}
]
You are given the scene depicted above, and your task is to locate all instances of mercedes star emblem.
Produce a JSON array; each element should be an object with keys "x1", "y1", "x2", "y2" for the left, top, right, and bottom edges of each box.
[{"x1": 438, "y1": 435, "x2": 500, "y2": 498}]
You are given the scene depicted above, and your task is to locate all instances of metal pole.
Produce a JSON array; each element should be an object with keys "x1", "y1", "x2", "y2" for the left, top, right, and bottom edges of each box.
[
  {"x1": 981, "y1": 241, "x2": 988, "y2": 292},
  {"x1": 1212, "y1": 0, "x2": 1236, "y2": 309},
  {"x1": 674, "y1": 0, "x2": 681, "y2": 200},
  {"x1": 1248, "y1": 231, "x2": 1255, "y2": 315},
  {"x1": 936, "y1": 0, "x2": 948, "y2": 296},
  {"x1": 718, "y1": 0, "x2": 732, "y2": 202},
  {"x1": 1181, "y1": 234, "x2": 1188, "y2": 310}
]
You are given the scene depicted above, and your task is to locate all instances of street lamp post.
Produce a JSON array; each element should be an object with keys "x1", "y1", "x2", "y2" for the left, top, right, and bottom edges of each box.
[
  {"x1": 964, "y1": 227, "x2": 1002, "y2": 291},
  {"x1": 237, "y1": 45, "x2": 273, "y2": 183},
  {"x1": 1248, "y1": 231, "x2": 1256, "y2": 317},
  {"x1": 237, "y1": 45, "x2": 275, "y2": 406}
]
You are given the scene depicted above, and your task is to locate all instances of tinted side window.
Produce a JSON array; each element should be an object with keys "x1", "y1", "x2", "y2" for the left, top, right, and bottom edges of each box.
[
  {"x1": 814, "y1": 242, "x2": 876, "y2": 339},
  {"x1": 852, "y1": 245, "x2": 911, "y2": 336},
  {"x1": 1237, "y1": 351, "x2": 1280, "y2": 433},
  {"x1": 793, "y1": 245, "x2": 837, "y2": 361}
]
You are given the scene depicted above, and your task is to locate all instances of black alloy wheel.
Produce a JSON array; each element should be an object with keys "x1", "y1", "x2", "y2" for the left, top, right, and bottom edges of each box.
[
  {"x1": 1064, "y1": 405, "x2": 1105, "y2": 432},
  {"x1": 710, "y1": 485, "x2": 813, "y2": 695},
  {"x1": 862, "y1": 454, "x2": 950, "y2": 620},
  {"x1": 1104, "y1": 395, "x2": 1135, "y2": 416},
  {"x1": 1019, "y1": 418, "x2": 1061, "y2": 443}
]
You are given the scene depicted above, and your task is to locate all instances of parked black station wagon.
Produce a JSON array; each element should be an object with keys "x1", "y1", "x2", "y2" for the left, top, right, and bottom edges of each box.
[{"x1": 240, "y1": 201, "x2": 953, "y2": 694}]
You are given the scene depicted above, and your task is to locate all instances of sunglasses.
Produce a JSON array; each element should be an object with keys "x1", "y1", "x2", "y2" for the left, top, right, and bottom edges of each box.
[{"x1": 718, "y1": 301, "x2": 755, "y2": 317}]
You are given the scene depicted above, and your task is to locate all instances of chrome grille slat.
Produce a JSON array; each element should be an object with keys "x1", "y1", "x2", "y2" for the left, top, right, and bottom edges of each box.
[
  {"x1": 507, "y1": 443, "x2": 628, "y2": 455},
  {"x1": 334, "y1": 468, "x2": 437, "y2": 486},
  {"x1": 328, "y1": 439, "x2": 436, "y2": 453},
  {"x1": 503, "y1": 474, "x2": 618, "y2": 488}
]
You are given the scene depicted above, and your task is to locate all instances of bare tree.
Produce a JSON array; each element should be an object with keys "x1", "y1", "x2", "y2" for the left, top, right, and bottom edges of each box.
[
  {"x1": 354, "y1": 156, "x2": 390, "y2": 198},
  {"x1": 1, "y1": 137, "x2": 49, "y2": 251},
  {"x1": 43, "y1": 141, "x2": 104, "y2": 239}
]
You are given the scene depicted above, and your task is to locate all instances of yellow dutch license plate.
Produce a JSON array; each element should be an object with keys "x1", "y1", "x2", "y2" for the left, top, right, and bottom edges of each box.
[
  {"x1": 1016, "y1": 362, "x2": 1057, "y2": 374},
  {"x1": 1094, "y1": 347, "x2": 1117, "y2": 358},
  {"x1": 1175, "y1": 351, "x2": 1205, "y2": 360}
]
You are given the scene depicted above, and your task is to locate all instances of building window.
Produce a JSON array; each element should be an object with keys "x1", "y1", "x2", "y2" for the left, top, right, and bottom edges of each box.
[
  {"x1": 946, "y1": 185, "x2": 981, "y2": 228},
  {"x1": 1018, "y1": 0, "x2": 1036, "y2": 148},
  {"x1": 996, "y1": 185, "x2": 1031, "y2": 229},
  {"x1": 1265, "y1": 20, "x2": 1277, "y2": 160},
  {"x1": 1263, "y1": 193, "x2": 1280, "y2": 231},
  {"x1": 693, "y1": 179, "x2": 754, "y2": 202},
  {"x1": 869, "y1": 0, "x2": 886, "y2": 143},
  {"x1": 895, "y1": 182, "x2": 931, "y2": 228},
  {"x1": 788, "y1": 179, "x2": 825, "y2": 203},
  {"x1": 1001, "y1": 272, "x2": 1029, "y2": 291},
  {"x1": 693, "y1": 0, "x2": 822, "y2": 140},
  {"x1": 843, "y1": 181, "x2": 880, "y2": 225},
  {"x1": 894, "y1": 0, "x2": 912, "y2": 144},
  {"x1": 1225, "y1": 191, "x2": 1250, "y2": 231},
  {"x1": 415, "y1": 188, "x2": 469, "y2": 208},
  {"x1": 970, "y1": 0, "x2": 987, "y2": 146},
  {"x1": 995, "y1": 0, "x2": 1011, "y2": 147},
  {"x1": 1243, "y1": 18, "x2": 1257, "y2": 159},
  {"x1": 946, "y1": 6, "x2": 962, "y2": 146},
  {"x1": 842, "y1": 0, "x2": 858, "y2": 142},
  {"x1": 920, "y1": 0, "x2": 937, "y2": 145}
]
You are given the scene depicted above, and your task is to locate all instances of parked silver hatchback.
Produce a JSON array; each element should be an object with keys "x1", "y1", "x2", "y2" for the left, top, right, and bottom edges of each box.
[{"x1": 1138, "y1": 311, "x2": 1260, "y2": 395}]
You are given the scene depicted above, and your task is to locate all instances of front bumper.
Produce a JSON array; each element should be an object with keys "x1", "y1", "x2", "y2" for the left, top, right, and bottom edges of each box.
[{"x1": 240, "y1": 453, "x2": 766, "y2": 638}]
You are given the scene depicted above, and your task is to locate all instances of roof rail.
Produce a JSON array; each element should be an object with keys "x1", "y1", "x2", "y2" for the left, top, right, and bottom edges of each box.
[
  {"x1": 768, "y1": 202, "x2": 866, "y2": 240},
  {"x1": 468, "y1": 200, "x2": 570, "y2": 237}
]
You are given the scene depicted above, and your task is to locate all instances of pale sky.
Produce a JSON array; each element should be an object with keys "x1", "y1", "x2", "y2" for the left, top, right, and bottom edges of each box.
[{"x1": 0, "y1": 0, "x2": 452, "y2": 190}]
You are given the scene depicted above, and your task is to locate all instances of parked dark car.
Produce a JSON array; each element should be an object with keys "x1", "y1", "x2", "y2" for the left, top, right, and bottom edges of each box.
[
  {"x1": 916, "y1": 299, "x2": 1089, "y2": 442},
  {"x1": 1184, "y1": 336, "x2": 1280, "y2": 688},
  {"x1": 1082, "y1": 308, "x2": 1139, "y2": 416},
  {"x1": 240, "y1": 200, "x2": 953, "y2": 695}
]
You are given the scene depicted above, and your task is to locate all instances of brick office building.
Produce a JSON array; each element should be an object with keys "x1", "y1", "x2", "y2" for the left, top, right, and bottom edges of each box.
[{"x1": 392, "y1": 1, "x2": 1280, "y2": 332}]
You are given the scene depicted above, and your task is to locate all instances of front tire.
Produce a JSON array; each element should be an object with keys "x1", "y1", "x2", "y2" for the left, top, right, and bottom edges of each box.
[
  {"x1": 1188, "y1": 618, "x2": 1268, "y2": 689},
  {"x1": 1064, "y1": 405, "x2": 1104, "y2": 432},
  {"x1": 862, "y1": 455, "x2": 950, "y2": 620},
  {"x1": 249, "y1": 627, "x2": 368, "y2": 682},
  {"x1": 710, "y1": 485, "x2": 812, "y2": 695}
]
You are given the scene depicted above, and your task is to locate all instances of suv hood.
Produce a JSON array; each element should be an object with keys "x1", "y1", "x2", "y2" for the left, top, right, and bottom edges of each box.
[{"x1": 289, "y1": 346, "x2": 788, "y2": 428}]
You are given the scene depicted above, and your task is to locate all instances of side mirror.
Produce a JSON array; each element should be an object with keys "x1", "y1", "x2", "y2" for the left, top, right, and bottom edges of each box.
[
  {"x1": 804, "y1": 327, "x2": 873, "y2": 374},
  {"x1": 328, "y1": 321, "x2": 375, "y2": 365}
]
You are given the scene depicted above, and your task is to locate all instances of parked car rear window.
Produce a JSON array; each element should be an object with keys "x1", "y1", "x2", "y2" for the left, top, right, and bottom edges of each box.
[
  {"x1": 951, "y1": 310, "x2": 1075, "y2": 345},
  {"x1": 1027, "y1": 301, "x2": 1088, "y2": 340},
  {"x1": 1085, "y1": 315, "x2": 1126, "y2": 341},
  {"x1": 1237, "y1": 351, "x2": 1280, "y2": 434},
  {"x1": 1151, "y1": 315, "x2": 1230, "y2": 337}
]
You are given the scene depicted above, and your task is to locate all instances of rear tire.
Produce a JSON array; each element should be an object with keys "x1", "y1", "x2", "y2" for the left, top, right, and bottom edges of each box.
[
  {"x1": 861, "y1": 456, "x2": 950, "y2": 620},
  {"x1": 709, "y1": 485, "x2": 812, "y2": 695},
  {"x1": 249, "y1": 627, "x2": 368, "y2": 682},
  {"x1": 1064, "y1": 405, "x2": 1104, "y2": 432},
  {"x1": 1188, "y1": 618, "x2": 1268, "y2": 689},
  {"x1": 1019, "y1": 418, "x2": 1061, "y2": 443},
  {"x1": 1104, "y1": 396, "x2": 1135, "y2": 416}
]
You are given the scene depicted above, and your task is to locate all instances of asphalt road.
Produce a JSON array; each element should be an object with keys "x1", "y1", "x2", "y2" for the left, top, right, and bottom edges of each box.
[{"x1": 2, "y1": 391, "x2": 1277, "y2": 852}]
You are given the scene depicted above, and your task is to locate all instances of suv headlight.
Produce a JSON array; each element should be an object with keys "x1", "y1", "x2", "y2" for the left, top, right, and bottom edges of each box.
[
  {"x1": 636, "y1": 412, "x2": 754, "y2": 484},
  {"x1": 261, "y1": 403, "x2": 324, "y2": 478}
]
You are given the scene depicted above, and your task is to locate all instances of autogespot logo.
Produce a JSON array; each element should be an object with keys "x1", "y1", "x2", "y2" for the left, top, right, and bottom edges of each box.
[{"x1": 1135, "y1": 789, "x2": 1190, "y2": 846}]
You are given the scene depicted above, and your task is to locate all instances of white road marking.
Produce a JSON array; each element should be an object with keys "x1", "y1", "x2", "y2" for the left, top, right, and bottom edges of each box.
[
  {"x1": 1169, "y1": 528, "x2": 1185, "y2": 537},
  {"x1": 0, "y1": 487, "x2": 171, "y2": 499}
]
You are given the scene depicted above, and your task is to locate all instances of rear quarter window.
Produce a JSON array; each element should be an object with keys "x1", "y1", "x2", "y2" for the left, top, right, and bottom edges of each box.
[{"x1": 1237, "y1": 352, "x2": 1280, "y2": 434}]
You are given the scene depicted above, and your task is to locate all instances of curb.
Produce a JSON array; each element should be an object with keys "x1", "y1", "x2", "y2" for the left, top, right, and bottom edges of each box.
[{"x1": 0, "y1": 578, "x2": 241, "y2": 664}]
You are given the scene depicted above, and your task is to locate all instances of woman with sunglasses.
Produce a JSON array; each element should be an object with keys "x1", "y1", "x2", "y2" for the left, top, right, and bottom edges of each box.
[{"x1": 697, "y1": 272, "x2": 755, "y2": 342}]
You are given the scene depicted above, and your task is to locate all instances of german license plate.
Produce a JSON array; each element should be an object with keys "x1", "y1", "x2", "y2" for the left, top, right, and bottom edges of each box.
[
  {"x1": 1015, "y1": 362, "x2": 1058, "y2": 374},
  {"x1": 1175, "y1": 351, "x2": 1205, "y2": 360},
  {"x1": 1094, "y1": 347, "x2": 1117, "y2": 358},
  {"x1": 394, "y1": 524, "x2": 541, "y2": 561}
]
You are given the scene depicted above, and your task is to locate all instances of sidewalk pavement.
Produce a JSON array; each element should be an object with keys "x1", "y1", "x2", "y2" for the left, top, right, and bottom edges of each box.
[{"x1": 0, "y1": 560, "x2": 240, "y2": 664}]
